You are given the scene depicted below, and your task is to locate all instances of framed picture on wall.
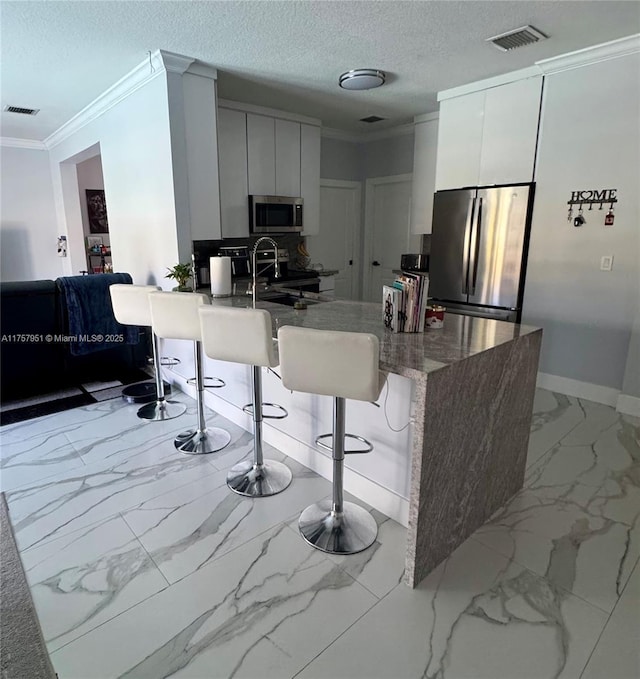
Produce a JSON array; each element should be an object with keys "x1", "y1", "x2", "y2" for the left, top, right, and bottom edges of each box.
[
  {"x1": 86, "y1": 235, "x2": 103, "y2": 251},
  {"x1": 86, "y1": 189, "x2": 109, "y2": 233}
]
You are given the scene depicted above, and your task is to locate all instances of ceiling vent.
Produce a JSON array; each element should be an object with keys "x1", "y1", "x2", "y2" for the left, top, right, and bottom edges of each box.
[
  {"x1": 487, "y1": 25, "x2": 547, "y2": 51},
  {"x1": 360, "y1": 115, "x2": 385, "y2": 124},
  {"x1": 3, "y1": 105, "x2": 40, "y2": 116}
]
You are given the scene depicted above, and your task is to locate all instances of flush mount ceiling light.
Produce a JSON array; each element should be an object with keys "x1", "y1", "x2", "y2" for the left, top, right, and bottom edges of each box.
[{"x1": 339, "y1": 69, "x2": 386, "y2": 91}]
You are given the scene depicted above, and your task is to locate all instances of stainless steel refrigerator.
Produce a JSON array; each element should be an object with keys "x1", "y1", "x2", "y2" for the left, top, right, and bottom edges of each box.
[{"x1": 429, "y1": 183, "x2": 535, "y2": 323}]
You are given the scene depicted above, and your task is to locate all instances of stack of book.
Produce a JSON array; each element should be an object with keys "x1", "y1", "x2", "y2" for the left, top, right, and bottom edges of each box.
[{"x1": 382, "y1": 272, "x2": 429, "y2": 333}]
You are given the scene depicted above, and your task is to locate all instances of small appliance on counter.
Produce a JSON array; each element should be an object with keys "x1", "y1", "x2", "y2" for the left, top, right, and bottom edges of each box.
[
  {"x1": 400, "y1": 253, "x2": 429, "y2": 272},
  {"x1": 218, "y1": 245, "x2": 251, "y2": 278}
]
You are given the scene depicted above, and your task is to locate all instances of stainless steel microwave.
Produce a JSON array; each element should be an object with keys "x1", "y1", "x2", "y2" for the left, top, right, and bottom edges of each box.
[{"x1": 249, "y1": 195, "x2": 303, "y2": 234}]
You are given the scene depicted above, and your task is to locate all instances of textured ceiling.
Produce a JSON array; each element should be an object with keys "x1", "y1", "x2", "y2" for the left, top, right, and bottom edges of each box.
[{"x1": 1, "y1": 0, "x2": 639, "y2": 140}]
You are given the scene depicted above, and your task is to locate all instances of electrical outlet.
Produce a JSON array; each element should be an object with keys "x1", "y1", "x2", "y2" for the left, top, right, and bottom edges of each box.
[{"x1": 600, "y1": 255, "x2": 614, "y2": 271}]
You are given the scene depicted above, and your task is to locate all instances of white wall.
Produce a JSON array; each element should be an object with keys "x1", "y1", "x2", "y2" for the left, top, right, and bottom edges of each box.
[
  {"x1": 0, "y1": 146, "x2": 63, "y2": 282},
  {"x1": 523, "y1": 53, "x2": 640, "y2": 391},
  {"x1": 48, "y1": 71, "x2": 181, "y2": 286}
]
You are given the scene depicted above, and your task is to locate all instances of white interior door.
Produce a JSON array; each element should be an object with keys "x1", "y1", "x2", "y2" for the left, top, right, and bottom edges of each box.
[
  {"x1": 364, "y1": 174, "x2": 419, "y2": 302},
  {"x1": 305, "y1": 179, "x2": 361, "y2": 300}
]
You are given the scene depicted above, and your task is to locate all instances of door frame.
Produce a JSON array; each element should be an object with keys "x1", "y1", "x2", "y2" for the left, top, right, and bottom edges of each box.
[
  {"x1": 363, "y1": 173, "x2": 413, "y2": 302},
  {"x1": 319, "y1": 178, "x2": 363, "y2": 299}
]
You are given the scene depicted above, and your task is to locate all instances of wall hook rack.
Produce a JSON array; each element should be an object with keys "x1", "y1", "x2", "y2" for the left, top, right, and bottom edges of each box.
[{"x1": 567, "y1": 188, "x2": 618, "y2": 225}]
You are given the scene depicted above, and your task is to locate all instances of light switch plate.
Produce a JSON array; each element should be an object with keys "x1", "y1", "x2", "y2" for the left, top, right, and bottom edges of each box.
[{"x1": 600, "y1": 255, "x2": 614, "y2": 271}]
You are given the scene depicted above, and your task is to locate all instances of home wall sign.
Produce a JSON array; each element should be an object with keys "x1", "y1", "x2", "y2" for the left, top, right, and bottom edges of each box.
[{"x1": 567, "y1": 188, "x2": 617, "y2": 227}]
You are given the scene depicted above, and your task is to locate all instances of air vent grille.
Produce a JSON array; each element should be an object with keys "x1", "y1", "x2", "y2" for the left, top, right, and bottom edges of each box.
[
  {"x1": 487, "y1": 25, "x2": 547, "y2": 51},
  {"x1": 3, "y1": 105, "x2": 40, "y2": 116},
  {"x1": 360, "y1": 115, "x2": 385, "y2": 123}
]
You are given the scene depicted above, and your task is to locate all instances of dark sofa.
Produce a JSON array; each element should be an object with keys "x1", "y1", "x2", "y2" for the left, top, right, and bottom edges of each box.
[{"x1": 1, "y1": 278, "x2": 146, "y2": 402}]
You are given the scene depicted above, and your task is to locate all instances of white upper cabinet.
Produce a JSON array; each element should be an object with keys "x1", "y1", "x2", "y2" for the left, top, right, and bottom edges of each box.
[
  {"x1": 247, "y1": 114, "x2": 276, "y2": 195},
  {"x1": 217, "y1": 107, "x2": 249, "y2": 238},
  {"x1": 275, "y1": 119, "x2": 301, "y2": 196},
  {"x1": 218, "y1": 101, "x2": 321, "y2": 238},
  {"x1": 300, "y1": 124, "x2": 321, "y2": 235},
  {"x1": 479, "y1": 77, "x2": 543, "y2": 186},
  {"x1": 435, "y1": 76, "x2": 543, "y2": 190},
  {"x1": 410, "y1": 117, "x2": 439, "y2": 234},
  {"x1": 435, "y1": 90, "x2": 485, "y2": 190}
]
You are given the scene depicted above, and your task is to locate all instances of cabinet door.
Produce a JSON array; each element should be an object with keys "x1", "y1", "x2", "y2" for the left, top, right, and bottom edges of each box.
[
  {"x1": 217, "y1": 108, "x2": 249, "y2": 238},
  {"x1": 478, "y1": 77, "x2": 543, "y2": 186},
  {"x1": 300, "y1": 124, "x2": 321, "y2": 236},
  {"x1": 247, "y1": 113, "x2": 276, "y2": 195},
  {"x1": 410, "y1": 118, "x2": 439, "y2": 234},
  {"x1": 275, "y1": 119, "x2": 301, "y2": 196},
  {"x1": 435, "y1": 90, "x2": 485, "y2": 190}
]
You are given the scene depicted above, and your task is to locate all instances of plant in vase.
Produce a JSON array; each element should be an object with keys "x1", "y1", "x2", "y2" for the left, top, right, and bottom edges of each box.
[{"x1": 166, "y1": 263, "x2": 193, "y2": 292}]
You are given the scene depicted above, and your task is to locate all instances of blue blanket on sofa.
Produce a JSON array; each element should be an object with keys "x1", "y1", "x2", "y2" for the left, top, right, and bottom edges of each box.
[{"x1": 55, "y1": 273, "x2": 139, "y2": 356}]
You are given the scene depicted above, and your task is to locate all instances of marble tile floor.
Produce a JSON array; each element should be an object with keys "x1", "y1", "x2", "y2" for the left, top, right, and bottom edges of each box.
[{"x1": 0, "y1": 388, "x2": 637, "y2": 678}]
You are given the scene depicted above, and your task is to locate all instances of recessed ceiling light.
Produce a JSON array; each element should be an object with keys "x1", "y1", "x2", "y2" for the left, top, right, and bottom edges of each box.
[
  {"x1": 360, "y1": 115, "x2": 385, "y2": 123},
  {"x1": 339, "y1": 69, "x2": 386, "y2": 91}
]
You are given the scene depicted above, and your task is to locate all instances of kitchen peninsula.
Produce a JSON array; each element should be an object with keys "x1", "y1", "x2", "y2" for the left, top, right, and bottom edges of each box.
[{"x1": 172, "y1": 296, "x2": 542, "y2": 588}]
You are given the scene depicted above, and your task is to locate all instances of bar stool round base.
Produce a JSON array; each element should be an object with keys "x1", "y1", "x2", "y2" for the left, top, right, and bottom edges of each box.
[
  {"x1": 137, "y1": 400, "x2": 186, "y2": 421},
  {"x1": 122, "y1": 381, "x2": 171, "y2": 404},
  {"x1": 226, "y1": 459, "x2": 292, "y2": 497},
  {"x1": 298, "y1": 499, "x2": 378, "y2": 555},
  {"x1": 174, "y1": 428, "x2": 231, "y2": 455}
]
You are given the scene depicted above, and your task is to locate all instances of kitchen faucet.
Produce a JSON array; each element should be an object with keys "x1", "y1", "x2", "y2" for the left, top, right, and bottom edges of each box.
[{"x1": 250, "y1": 237, "x2": 280, "y2": 307}]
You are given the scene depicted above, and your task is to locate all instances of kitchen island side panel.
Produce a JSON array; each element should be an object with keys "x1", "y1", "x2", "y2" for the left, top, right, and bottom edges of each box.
[{"x1": 405, "y1": 329, "x2": 542, "y2": 587}]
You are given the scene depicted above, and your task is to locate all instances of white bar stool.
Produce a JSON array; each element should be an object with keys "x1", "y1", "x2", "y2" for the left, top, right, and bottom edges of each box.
[
  {"x1": 109, "y1": 284, "x2": 186, "y2": 421},
  {"x1": 277, "y1": 326, "x2": 384, "y2": 555},
  {"x1": 149, "y1": 292, "x2": 231, "y2": 455},
  {"x1": 199, "y1": 306, "x2": 292, "y2": 497}
]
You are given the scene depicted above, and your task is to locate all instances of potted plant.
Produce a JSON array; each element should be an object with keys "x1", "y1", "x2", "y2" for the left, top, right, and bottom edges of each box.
[{"x1": 165, "y1": 263, "x2": 193, "y2": 292}]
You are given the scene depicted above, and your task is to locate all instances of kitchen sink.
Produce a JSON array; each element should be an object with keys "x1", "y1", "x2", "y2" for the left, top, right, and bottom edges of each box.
[{"x1": 263, "y1": 293, "x2": 323, "y2": 307}]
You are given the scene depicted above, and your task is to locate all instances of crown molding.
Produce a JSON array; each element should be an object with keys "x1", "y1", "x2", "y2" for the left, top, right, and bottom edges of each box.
[
  {"x1": 44, "y1": 49, "x2": 208, "y2": 150},
  {"x1": 437, "y1": 33, "x2": 640, "y2": 101},
  {"x1": 45, "y1": 49, "x2": 167, "y2": 149},
  {"x1": 321, "y1": 121, "x2": 417, "y2": 143},
  {"x1": 321, "y1": 127, "x2": 361, "y2": 142},
  {"x1": 536, "y1": 33, "x2": 640, "y2": 74},
  {"x1": 413, "y1": 112, "x2": 439, "y2": 124},
  {"x1": 159, "y1": 50, "x2": 195, "y2": 74},
  {"x1": 218, "y1": 98, "x2": 320, "y2": 126},
  {"x1": 438, "y1": 66, "x2": 541, "y2": 101},
  {"x1": 0, "y1": 137, "x2": 47, "y2": 150}
]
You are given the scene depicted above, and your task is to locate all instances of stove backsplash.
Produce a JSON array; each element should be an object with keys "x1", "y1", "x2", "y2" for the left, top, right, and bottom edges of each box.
[{"x1": 193, "y1": 234, "x2": 307, "y2": 282}]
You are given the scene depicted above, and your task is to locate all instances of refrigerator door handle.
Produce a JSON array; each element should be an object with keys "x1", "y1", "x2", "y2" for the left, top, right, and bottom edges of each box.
[
  {"x1": 469, "y1": 197, "x2": 483, "y2": 295},
  {"x1": 462, "y1": 197, "x2": 476, "y2": 295}
]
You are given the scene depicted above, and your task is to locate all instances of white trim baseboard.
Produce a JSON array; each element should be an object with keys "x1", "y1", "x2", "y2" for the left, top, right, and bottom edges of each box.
[
  {"x1": 616, "y1": 394, "x2": 640, "y2": 417},
  {"x1": 168, "y1": 372, "x2": 410, "y2": 527},
  {"x1": 536, "y1": 372, "x2": 620, "y2": 407}
]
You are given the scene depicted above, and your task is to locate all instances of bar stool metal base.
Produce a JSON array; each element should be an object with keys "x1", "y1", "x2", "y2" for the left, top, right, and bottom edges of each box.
[
  {"x1": 175, "y1": 427, "x2": 231, "y2": 455},
  {"x1": 316, "y1": 432, "x2": 373, "y2": 455},
  {"x1": 226, "y1": 459, "x2": 292, "y2": 497},
  {"x1": 122, "y1": 381, "x2": 171, "y2": 404},
  {"x1": 137, "y1": 399, "x2": 186, "y2": 421},
  {"x1": 186, "y1": 376, "x2": 225, "y2": 389},
  {"x1": 242, "y1": 402, "x2": 288, "y2": 420},
  {"x1": 298, "y1": 499, "x2": 378, "y2": 555}
]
